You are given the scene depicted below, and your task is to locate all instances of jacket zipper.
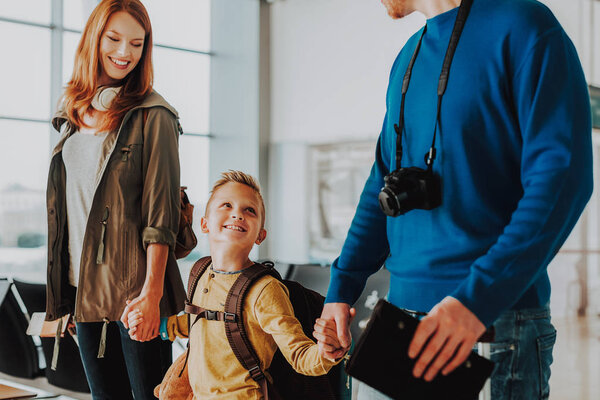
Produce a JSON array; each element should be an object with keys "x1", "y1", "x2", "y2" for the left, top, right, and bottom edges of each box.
[
  {"x1": 96, "y1": 206, "x2": 110, "y2": 264},
  {"x1": 121, "y1": 145, "x2": 132, "y2": 161}
]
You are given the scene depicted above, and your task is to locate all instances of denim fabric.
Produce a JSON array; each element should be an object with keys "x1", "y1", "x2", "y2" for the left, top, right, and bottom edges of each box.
[
  {"x1": 356, "y1": 306, "x2": 555, "y2": 400},
  {"x1": 490, "y1": 306, "x2": 556, "y2": 400},
  {"x1": 76, "y1": 321, "x2": 172, "y2": 400}
]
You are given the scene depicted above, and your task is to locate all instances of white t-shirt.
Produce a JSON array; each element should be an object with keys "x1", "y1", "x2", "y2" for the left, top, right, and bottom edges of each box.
[{"x1": 62, "y1": 131, "x2": 109, "y2": 287}]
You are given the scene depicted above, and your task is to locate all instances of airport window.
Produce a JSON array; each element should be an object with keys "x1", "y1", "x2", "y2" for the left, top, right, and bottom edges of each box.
[{"x1": 0, "y1": 0, "x2": 211, "y2": 283}]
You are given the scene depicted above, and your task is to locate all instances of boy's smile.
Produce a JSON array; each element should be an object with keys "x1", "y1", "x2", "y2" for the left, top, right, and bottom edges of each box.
[{"x1": 201, "y1": 182, "x2": 267, "y2": 261}]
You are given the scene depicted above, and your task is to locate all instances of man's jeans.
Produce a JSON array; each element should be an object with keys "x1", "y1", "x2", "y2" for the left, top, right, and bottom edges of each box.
[
  {"x1": 76, "y1": 321, "x2": 172, "y2": 400},
  {"x1": 357, "y1": 306, "x2": 556, "y2": 400}
]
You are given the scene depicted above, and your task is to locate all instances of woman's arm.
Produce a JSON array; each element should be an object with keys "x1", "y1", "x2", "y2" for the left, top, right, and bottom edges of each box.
[{"x1": 121, "y1": 243, "x2": 168, "y2": 341}]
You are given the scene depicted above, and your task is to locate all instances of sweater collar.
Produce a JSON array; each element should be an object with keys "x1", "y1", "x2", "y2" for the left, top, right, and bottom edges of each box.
[{"x1": 424, "y1": 5, "x2": 459, "y2": 39}]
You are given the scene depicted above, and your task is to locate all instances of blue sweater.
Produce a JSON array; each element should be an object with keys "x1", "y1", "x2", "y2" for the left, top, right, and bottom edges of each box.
[{"x1": 325, "y1": 0, "x2": 593, "y2": 327}]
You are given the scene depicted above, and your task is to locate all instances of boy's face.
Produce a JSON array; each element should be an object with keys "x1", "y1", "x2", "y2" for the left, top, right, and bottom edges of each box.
[{"x1": 201, "y1": 182, "x2": 267, "y2": 251}]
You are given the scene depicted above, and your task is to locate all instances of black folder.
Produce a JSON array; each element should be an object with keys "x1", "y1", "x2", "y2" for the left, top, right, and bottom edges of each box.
[{"x1": 346, "y1": 299, "x2": 494, "y2": 400}]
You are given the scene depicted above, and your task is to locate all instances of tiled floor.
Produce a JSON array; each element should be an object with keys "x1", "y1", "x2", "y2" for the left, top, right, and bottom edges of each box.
[
  {"x1": 0, "y1": 375, "x2": 90, "y2": 400},
  {"x1": 1, "y1": 315, "x2": 599, "y2": 400}
]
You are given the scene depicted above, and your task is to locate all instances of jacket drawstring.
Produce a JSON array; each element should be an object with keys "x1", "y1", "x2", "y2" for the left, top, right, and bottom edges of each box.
[
  {"x1": 97, "y1": 318, "x2": 110, "y2": 358},
  {"x1": 51, "y1": 317, "x2": 63, "y2": 370},
  {"x1": 96, "y1": 207, "x2": 109, "y2": 264}
]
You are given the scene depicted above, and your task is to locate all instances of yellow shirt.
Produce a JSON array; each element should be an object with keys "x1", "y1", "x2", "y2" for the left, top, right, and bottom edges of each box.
[{"x1": 179, "y1": 265, "x2": 337, "y2": 399}]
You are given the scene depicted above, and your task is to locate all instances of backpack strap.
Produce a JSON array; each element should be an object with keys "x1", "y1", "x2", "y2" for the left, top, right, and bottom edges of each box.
[
  {"x1": 177, "y1": 256, "x2": 212, "y2": 377},
  {"x1": 224, "y1": 263, "x2": 281, "y2": 400},
  {"x1": 186, "y1": 256, "x2": 212, "y2": 302}
]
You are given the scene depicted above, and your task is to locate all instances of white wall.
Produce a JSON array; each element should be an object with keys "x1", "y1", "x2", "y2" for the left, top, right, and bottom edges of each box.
[
  {"x1": 270, "y1": 0, "x2": 424, "y2": 145},
  {"x1": 266, "y1": 0, "x2": 600, "y2": 316},
  {"x1": 267, "y1": 0, "x2": 424, "y2": 263},
  {"x1": 540, "y1": 0, "x2": 600, "y2": 86}
]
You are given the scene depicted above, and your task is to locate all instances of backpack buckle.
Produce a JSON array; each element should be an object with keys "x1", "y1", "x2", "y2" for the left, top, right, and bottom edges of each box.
[
  {"x1": 248, "y1": 365, "x2": 264, "y2": 381},
  {"x1": 205, "y1": 310, "x2": 217, "y2": 320},
  {"x1": 224, "y1": 312, "x2": 237, "y2": 322}
]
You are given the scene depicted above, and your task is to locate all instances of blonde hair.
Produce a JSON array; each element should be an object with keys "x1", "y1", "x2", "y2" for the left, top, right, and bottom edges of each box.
[
  {"x1": 206, "y1": 170, "x2": 266, "y2": 228},
  {"x1": 62, "y1": 0, "x2": 153, "y2": 132}
]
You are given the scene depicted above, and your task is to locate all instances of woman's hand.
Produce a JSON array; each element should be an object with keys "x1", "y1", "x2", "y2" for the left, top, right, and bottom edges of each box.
[{"x1": 120, "y1": 243, "x2": 169, "y2": 341}]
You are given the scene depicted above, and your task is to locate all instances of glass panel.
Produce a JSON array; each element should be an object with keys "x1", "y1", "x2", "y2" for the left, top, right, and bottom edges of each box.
[
  {"x1": 63, "y1": 31, "x2": 82, "y2": 86},
  {"x1": 0, "y1": 23, "x2": 50, "y2": 120},
  {"x1": 142, "y1": 0, "x2": 210, "y2": 52},
  {"x1": 63, "y1": 0, "x2": 95, "y2": 32},
  {"x1": 153, "y1": 48, "x2": 209, "y2": 134},
  {"x1": 177, "y1": 135, "x2": 209, "y2": 282},
  {"x1": 0, "y1": 120, "x2": 50, "y2": 283},
  {"x1": 0, "y1": 1, "x2": 50, "y2": 25}
]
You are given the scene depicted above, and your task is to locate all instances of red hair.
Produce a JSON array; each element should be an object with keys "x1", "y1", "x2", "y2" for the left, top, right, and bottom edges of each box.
[{"x1": 62, "y1": 0, "x2": 153, "y2": 132}]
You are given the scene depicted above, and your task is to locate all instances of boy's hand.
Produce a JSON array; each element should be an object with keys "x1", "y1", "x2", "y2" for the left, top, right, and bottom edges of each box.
[
  {"x1": 120, "y1": 292, "x2": 161, "y2": 341},
  {"x1": 314, "y1": 318, "x2": 344, "y2": 361},
  {"x1": 318, "y1": 303, "x2": 355, "y2": 360},
  {"x1": 126, "y1": 305, "x2": 144, "y2": 337}
]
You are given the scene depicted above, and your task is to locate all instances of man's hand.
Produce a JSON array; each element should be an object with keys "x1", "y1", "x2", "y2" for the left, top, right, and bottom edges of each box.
[
  {"x1": 408, "y1": 296, "x2": 485, "y2": 381},
  {"x1": 317, "y1": 303, "x2": 356, "y2": 360},
  {"x1": 120, "y1": 292, "x2": 161, "y2": 341}
]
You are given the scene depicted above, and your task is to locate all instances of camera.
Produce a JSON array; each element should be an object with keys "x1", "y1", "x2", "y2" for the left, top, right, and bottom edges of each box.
[{"x1": 378, "y1": 166, "x2": 441, "y2": 217}]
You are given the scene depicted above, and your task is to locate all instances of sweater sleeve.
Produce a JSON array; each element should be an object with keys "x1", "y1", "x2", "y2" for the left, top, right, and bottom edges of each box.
[
  {"x1": 254, "y1": 280, "x2": 339, "y2": 376},
  {"x1": 450, "y1": 29, "x2": 593, "y2": 327}
]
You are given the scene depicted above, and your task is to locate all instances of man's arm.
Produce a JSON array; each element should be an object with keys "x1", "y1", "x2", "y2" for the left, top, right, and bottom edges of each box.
[{"x1": 410, "y1": 28, "x2": 593, "y2": 381}]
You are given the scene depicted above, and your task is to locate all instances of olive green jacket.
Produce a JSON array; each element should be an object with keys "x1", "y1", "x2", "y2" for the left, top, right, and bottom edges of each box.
[{"x1": 45, "y1": 91, "x2": 186, "y2": 322}]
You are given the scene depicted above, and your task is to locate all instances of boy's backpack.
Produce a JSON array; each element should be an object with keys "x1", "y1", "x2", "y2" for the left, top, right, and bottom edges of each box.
[
  {"x1": 141, "y1": 109, "x2": 197, "y2": 259},
  {"x1": 174, "y1": 187, "x2": 196, "y2": 259},
  {"x1": 184, "y1": 256, "x2": 350, "y2": 400}
]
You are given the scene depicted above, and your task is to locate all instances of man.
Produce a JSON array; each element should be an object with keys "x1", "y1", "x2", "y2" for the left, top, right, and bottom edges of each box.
[{"x1": 317, "y1": 0, "x2": 593, "y2": 399}]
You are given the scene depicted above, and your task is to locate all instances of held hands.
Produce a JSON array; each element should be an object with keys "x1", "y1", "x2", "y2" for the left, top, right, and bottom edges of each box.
[
  {"x1": 126, "y1": 307, "x2": 144, "y2": 337},
  {"x1": 314, "y1": 303, "x2": 356, "y2": 361},
  {"x1": 120, "y1": 292, "x2": 161, "y2": 341},
  {"x1": 408, "y1": 296, "x2": 485, "y2": 381}
]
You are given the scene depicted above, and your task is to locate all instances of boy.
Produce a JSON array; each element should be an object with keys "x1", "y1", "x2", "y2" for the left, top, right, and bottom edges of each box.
[{"x1": 128, "y1": 170, "x2": 343, "y2": 399}]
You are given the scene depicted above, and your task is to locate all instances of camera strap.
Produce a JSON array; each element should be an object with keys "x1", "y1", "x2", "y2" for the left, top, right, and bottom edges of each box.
[{"x1": 393, "y1": 0, "x2": 473, "y2": 171}]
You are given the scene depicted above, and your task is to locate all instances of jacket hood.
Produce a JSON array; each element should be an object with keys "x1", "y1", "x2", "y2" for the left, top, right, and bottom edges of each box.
[{"x1": 51, "y1": 90, "x2": 179, "y2": 133}]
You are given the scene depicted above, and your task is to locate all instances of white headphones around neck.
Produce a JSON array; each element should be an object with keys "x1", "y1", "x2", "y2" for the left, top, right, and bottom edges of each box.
[{"x1": 91, "y1": 86, "x2": 121, "y2": 112}]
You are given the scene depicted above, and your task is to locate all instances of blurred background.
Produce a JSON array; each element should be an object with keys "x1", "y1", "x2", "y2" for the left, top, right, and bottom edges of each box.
[{"x1": 0, "y1": 1, "x2": 599, "y2": 399}]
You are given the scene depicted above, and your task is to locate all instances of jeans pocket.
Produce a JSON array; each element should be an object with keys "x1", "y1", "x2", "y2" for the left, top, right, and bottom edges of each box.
[
  {"x1": 490, "y1": 340, "x2": 516, "y2": 398},
  {"x1": 536, "y1": 330, "x2": 556, "y2": 399}
]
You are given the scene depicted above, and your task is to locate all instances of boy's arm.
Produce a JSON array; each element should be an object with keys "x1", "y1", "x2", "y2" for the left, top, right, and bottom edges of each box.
[
  {"x1": 159, "y1": 313, "x2": 190, "y2": 341},
  {"x1": 253, "y1": 279, "x2": 344, "y2": 376}
]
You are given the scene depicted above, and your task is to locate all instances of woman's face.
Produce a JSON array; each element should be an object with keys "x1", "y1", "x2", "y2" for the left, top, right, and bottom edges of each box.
[{"x1": 98, "y1": 11, "x2": 145, "y2": 86}]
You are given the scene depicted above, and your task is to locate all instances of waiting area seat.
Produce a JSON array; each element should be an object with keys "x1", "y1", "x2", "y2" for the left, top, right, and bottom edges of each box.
[
  {"x1": 0, "y1": 279, "x2": 41, "y2": 379},
  {"x1": 0, "y1": 278, "x2": 90, "y2": 393}
]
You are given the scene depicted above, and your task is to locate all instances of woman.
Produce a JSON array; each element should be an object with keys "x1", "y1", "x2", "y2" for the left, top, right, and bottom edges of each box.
[{"x1": 45, "y1": 1, "x2": 186, "y2": 398}]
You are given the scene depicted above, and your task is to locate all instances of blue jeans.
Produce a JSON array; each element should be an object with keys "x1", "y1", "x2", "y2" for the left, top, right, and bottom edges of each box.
[
  {"x1": 357, "y1": 306, "x2": 556, "y2": 400},
  {"x1": 76, "y1": 321, "x2": 172, "y2": 400}
]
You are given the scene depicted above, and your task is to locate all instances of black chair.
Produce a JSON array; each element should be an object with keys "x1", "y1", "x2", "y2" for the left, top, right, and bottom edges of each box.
[
  {"x1": 13, "y1": 279, "x2": 90, "y2": 393},
  {"x1": 0, "y1": 278, "x2": 42, "y2": 378}
]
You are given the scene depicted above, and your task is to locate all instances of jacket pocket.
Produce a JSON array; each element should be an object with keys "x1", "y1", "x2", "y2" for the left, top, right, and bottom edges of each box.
[
  {"x1": 110, "y1": 143, "x2": 142, "y2": 177},
  {"x1": 121, "y1": 229, "x2": 137, "y2": 292}
]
